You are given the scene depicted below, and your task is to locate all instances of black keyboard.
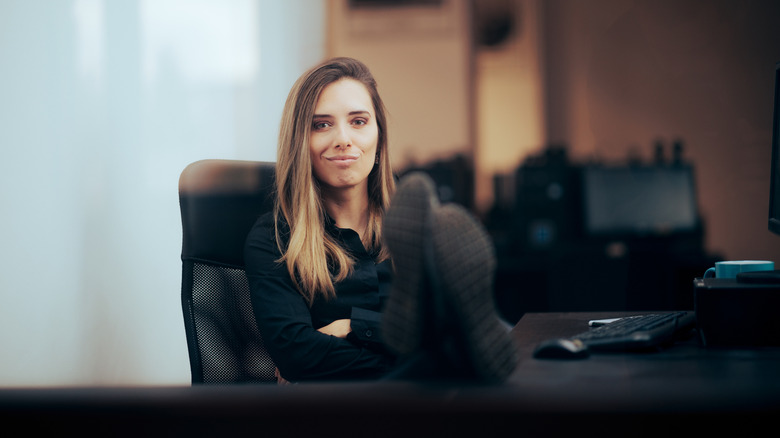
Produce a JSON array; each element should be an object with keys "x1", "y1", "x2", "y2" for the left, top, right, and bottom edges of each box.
[{"x1": 571, "y1": 311, "x2": 696, "y2": 351}]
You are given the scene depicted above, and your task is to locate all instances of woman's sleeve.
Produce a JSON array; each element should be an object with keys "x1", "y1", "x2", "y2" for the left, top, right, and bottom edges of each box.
[
  {"x1": 347, "y1": 258, "x2": 393, "y2": 348},
  {"x1": 349, "y1": 307, "x2": 382, "y2": 346},
  {"x1": 244, "y1": 215, "x2": 394, "y2": 382}
]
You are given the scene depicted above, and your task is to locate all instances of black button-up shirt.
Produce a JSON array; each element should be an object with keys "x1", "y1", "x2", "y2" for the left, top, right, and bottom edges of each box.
[{"x1": 244, "y1": 212, "x2": 396, "y2": 382}]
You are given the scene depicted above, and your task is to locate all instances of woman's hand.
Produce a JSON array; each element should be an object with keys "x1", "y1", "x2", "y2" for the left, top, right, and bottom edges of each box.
[{"x1": 318, "y1": 319, "x2": 352, "y2": 338}]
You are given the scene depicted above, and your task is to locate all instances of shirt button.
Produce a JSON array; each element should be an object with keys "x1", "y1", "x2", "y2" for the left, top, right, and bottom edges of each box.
[{"x1": 364, "y1": 330, "x2": 373, "y2": 338}]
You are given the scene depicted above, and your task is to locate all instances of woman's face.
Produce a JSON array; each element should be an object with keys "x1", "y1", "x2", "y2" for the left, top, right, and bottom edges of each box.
[{"x1": 309, "y1": 78, "x2": 379, "y2": 195}]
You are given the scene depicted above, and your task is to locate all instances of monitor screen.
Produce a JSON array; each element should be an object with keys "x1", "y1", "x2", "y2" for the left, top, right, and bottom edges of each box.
[
  {"x1": 583, "y1": 166, "x2": 699, "y2": 237},
  {"x1": 768, "y1": 62, "x2": 780, "y2": 235}
]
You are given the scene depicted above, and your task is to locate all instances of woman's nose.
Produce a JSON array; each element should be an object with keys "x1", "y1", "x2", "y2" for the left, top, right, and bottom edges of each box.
[{"x1": 334, "y1": 124, "x2": 351, "y2": 148}]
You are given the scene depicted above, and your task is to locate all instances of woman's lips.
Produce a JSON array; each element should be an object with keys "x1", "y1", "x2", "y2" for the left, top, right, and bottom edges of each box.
[{"x1": 326, "y1": 155, "x2": 360, "y2": 163}]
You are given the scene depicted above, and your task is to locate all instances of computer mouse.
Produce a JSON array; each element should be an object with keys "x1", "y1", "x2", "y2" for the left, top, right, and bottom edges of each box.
[{"x1": 533, "y1": 338, "x2": 590, "y2": 359}]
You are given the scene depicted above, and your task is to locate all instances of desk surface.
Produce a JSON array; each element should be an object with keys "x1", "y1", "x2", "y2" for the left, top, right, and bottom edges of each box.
[
  {"x1": 2, "y1": 312, "x2": 780, "y2": 436},
  {"x1": 510, "y1": 312, "x2": 780, "y2": 410}
]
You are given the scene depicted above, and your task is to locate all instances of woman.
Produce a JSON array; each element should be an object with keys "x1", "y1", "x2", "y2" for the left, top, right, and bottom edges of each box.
[{"x1": 244, "y1": 57, "x2": 397, "y2": 382}]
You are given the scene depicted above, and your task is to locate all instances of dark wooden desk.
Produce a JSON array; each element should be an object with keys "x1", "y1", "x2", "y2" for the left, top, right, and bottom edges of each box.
[
  {"x1": 510, "y1": 312, "x2": 780, "y2": 411},
  {"x1": 2, "y1": 312, "x2": 779, "y2": 437}
]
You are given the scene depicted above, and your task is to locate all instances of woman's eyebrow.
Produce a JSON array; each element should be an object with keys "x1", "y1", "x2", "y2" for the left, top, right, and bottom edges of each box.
[{"x1": 313, "y1": 110, "x2": 371, "y2": 118}]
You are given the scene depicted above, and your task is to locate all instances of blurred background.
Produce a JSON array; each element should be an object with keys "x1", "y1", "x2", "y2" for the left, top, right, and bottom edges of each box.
[{"x1": 0, "y1": 0, "x2": 778, "y2": 386}]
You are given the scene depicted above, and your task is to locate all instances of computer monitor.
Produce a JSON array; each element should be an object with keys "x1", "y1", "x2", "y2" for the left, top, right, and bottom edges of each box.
[
  {"x1": 582, "y1": 165, "x2": 699, "y2": 237},
  {"x1": 768, "y1": 62, "x2": 780, "y2": 235},
  {"x1": 738, "y1": 62, "x2": 780, "y2": 284}
]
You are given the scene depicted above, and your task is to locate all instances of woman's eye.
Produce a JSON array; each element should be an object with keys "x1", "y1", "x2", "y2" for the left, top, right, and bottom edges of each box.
[
  {"x1": 352, "y1": 118, "x2": 367, "y2": 126},
  {"x1": 313, "y1": 121, "x2": 330, "y2": 130}
]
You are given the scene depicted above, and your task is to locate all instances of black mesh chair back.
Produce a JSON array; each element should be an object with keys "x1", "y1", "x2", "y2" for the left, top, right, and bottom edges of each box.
[{"x1": 179, "y1": 159, "x2": 276, "y2": 384}]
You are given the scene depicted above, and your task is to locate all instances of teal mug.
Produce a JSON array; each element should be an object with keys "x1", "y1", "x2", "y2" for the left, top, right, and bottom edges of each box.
[{"x1": 703, "y1": 260, "x2": 775, "y2": 279}]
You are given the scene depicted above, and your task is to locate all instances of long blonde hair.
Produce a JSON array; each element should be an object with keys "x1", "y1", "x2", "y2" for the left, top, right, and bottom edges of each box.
[{"x1": 274, "y1": 57, "x2": 395, "y2": 305}]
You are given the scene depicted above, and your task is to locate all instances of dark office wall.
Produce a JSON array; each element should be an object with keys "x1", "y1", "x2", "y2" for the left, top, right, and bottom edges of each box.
[{"x1": 541, "y1": 0, "x2": 780, "y2": 263}]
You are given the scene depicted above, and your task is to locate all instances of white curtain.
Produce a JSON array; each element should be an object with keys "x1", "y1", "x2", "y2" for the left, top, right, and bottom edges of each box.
[{"x1": 0, "y1": 0, "x2": 324, "y2": 386}]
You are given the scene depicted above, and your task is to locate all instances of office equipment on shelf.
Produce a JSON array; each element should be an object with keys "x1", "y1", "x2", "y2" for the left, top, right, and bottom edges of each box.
[
  {"x1": 534, "y1": 311, "x2": 695, "y2": 359},
  {"x1": 581, "y1": 165, "x2": 699, "y2": 238},
  {"x1": 488, "y1": 143, "x2": 715, "y2": 316}
]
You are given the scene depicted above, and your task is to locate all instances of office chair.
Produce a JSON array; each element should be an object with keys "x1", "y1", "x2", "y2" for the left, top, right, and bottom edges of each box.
[{"x1": 179, "y1": 159, "x2": 277, "y2": 384}]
